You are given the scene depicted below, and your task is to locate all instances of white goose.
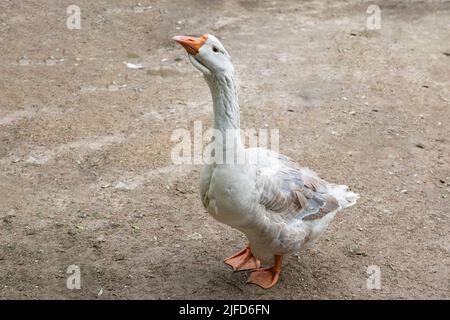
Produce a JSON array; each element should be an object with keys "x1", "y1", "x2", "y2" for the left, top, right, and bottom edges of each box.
[{"x1": 173, "y1": 34, "x2": 358, "y2": 289}]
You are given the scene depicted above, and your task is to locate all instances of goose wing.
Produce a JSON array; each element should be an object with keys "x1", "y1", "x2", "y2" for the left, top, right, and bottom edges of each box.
[{"x1": 254, "y1": 151, "x2": 340, "y2": 222}]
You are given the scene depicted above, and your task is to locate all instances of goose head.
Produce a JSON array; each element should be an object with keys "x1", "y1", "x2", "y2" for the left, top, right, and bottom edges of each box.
[{"x1": 172, "y1": 34, "x2": 233, "y2": 77}]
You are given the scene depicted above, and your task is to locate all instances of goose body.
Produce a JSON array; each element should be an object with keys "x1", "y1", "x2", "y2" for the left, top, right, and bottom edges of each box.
[
  {"x1": 174, "y1": 34, "x2": 358, "y2": 288},
  {"x1": 201, "y1": 148, "x2": 357, "y2": 262}
]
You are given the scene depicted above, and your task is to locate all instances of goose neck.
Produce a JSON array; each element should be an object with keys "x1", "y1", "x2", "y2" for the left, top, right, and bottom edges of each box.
[
  {"x1": 205, "y1": 72, "x2": 244, "y2": 159},
  {"x1": 206, "y1": 72, "x2": 240, "y2": 133}
]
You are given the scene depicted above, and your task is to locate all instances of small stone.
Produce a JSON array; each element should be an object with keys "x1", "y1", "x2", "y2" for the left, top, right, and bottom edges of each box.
[
  {"x1": 46, "y1": 57, "x2": 57, "y2": 65},
  {"x1": 108, "y1": 84, "x2": 119, "y2": 91},
  {"x1": 125, "y1": 62, "x2": 143, "y2": 69},
  {"x1": 186, "y1": 232, "x2": 203, "y2": 240},
  {"x1": 349, "y1": 111, "x2": 356, "y2": 115},
  {"x1": 114, "y1": 182, "x2": 131, "y2": 191},
  {"x1": 113, "y1": 253, "x2": 125, "y2": 261},
  {"x1": 415, "y1": 143, "x2": 425, "y2": 149},
  {"x1": 25, "y1": 227, "x2": 37, "y2": 236},
  {"x1": 19, "y1": 57, "x2": 31, "y2": 66},
  {"x1": 25, "y1": 156, "x2": 41, "y2": 165}
]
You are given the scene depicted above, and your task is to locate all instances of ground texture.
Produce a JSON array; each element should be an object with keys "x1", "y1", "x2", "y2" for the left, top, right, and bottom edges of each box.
[{"x1": 0, "y1": 0, "x2": 449, "y2": 299}]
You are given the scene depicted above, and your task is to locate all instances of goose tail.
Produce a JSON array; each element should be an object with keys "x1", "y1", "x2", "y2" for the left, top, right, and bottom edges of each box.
[{"x1": 327, "y1": 184, "x2": 359, "y2": 209}]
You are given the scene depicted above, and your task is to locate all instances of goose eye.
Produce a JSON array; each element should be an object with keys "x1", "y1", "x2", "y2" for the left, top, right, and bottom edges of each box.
[{"x1": 212, "y1": 46, "x2": 219, "y2": 53}]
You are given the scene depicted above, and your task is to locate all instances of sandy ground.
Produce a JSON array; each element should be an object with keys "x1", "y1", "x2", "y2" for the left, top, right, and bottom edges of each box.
[{"x1": 0, "y1": 0, "x2": 449, "y2": 299}]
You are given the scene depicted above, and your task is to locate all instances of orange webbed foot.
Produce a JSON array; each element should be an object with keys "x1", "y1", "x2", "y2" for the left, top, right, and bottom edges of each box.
[
  {"x1": 224, "y1": 245, "x2": 261, "y2": 271},
  {"x1": 246, "y1": 255, "x2": 282, "y2": 289}
]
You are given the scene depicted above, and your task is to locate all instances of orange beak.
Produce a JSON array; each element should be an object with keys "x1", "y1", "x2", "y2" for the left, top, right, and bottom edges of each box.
[{"x1": 172, "y1": 34, "x2": 208, "y2": 55}]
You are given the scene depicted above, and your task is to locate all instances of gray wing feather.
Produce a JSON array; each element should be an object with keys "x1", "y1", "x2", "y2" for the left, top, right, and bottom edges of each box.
[{"x1": 257, "y1": 154, "x2": 339, "y2": 222}]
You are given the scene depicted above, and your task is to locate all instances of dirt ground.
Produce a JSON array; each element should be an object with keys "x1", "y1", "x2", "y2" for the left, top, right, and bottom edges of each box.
[{"x1": 0, "y1": 0, "x2": 449, "y2": 299}]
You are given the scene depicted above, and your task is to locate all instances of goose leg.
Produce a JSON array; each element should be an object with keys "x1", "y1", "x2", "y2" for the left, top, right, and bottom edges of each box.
[
  {"x1": 224, "y1": 245, "x2": 261, "y2": 271},
  {"x1": 246, "y1": 255, "x2": 282, "y2": 289}
]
